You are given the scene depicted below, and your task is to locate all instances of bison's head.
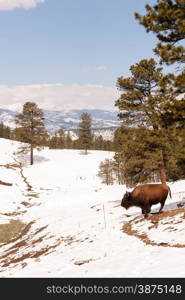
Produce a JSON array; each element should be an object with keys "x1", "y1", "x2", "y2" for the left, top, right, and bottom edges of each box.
[{"x1": 121, "y1": 191, "x2": 132, "y2": 209}]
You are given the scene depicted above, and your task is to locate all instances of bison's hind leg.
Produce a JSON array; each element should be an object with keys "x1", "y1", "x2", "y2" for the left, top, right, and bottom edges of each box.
[{"x1": 159, "y1": 199, "x2": 166, "y2": 213}]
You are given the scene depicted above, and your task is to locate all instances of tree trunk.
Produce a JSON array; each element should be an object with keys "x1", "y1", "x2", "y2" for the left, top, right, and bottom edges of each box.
[
  {"x1": 159, "y1": 148, "x2": 168, "y2": 185},
  {"x1": 159, "y1": 167, "x2": 167, "y2": 185},
  {"x1": 30, "y1": 144, "x2": 34, "y2": 165}
]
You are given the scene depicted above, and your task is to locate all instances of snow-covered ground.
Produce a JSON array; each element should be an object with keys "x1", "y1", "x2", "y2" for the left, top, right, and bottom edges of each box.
[{"x1": 0, "y1": 138, "x2": 185, "y2": 277}]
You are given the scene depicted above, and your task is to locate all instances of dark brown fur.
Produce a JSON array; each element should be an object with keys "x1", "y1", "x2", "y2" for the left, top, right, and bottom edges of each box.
[{"x1": 121, "y1": 184, "x2": 171, "y2": 215}]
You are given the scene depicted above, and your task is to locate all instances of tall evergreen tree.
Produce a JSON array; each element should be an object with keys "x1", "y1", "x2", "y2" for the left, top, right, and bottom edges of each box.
[
  {"x1": 78, "y1": 112, "x2": 93, "y2": 154},
  {"x1": 115, "y1": 58, "x2": 179, "y2": 184},
  {"x1": 15, "y1": 102, "x2": 47, "y2": 165},
  {"x1": 134, "y1": 0, "x2": 185, "y2": 180}
]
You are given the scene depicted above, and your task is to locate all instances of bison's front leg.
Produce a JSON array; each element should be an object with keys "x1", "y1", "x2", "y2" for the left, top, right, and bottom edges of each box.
[{"x1": 142, "y1": 204, "x2": 151, "y2": 215}]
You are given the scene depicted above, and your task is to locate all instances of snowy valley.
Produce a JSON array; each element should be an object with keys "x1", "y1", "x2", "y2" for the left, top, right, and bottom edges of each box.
[{"x1": 0, "y1": 138, "x2": 185, "y2": 277}]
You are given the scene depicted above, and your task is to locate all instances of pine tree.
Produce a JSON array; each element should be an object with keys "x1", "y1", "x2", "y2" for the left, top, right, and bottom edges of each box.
[
  {"x1": 135, "y1": 0, "x2": 185, "y2": 92},
  {"x1": 93, "y1": 135, "x2": 104, "y2": 150},
  {"x1": 135, "y1": 0, "x2": 185, "y2": 66},
  {"x1": 0, "y1": 122, "x2": 12, "y2": 139},
  {"x1": 15, "y1": 102, "x2": 47, "y2": 165},
  {"x1": 56, "y1": 129, "x2": 66, "y2": 149},
  {"x1": 49, "y1": 135, "x2": 59, "y2": 149},
  {"x1": 98, "y1": 159, "x2": 115, "y2": 185},
  {"x1": 65, "y1": 132, "x2": 73, "y2": 149},
  {"x1": 168, "y1": 127, "x2": 185, "y2": 179},
  {"x1": 114, "y1": 127, "x2": 171, "y2": 186},
  {"x1": 0, "y1": 122, "x2": 3, "y2": 138},
  {"x1": 115, "y1": 58, "x2": 179, "y2": 184},
  {"x1": 112, "y1": 0, "x2": 185, "y2": 185},
  {"x1": 78, "y1": 112, "x2": 93, "y2": 154},
  {"x1": 92, "y1": 135, "x2": 114, "y2": 151},
  {"x1": 113, "y1": 152, "x2": 125, "y2": 185}
]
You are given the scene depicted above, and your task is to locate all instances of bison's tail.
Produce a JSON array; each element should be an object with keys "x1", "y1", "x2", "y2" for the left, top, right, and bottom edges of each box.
[{"x1": 168, "y1": 188, "x2": 172, "y2": 199}]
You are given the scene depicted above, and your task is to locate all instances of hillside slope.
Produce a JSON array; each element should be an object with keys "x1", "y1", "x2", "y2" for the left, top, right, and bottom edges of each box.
[{"x1": 0, "y1": 138, "x2": 185, "y2": 277}]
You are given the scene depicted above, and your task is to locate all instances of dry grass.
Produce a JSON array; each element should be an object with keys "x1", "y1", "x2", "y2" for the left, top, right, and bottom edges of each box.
[
  {"x1": 0, "y1": 220, "x2": 26, "y2": 244},
  {"x1": 0, "y1": 235, "x2": 72, "y2": 268},
  {"x1": 0, "y1": 221, "x2": 80, "y2": 269},
  {"x1": 3, "y1": 211, "x2": 27, "y2": 216},
  {"x1": 21, "y1": 201, "x2": 35, "y2": 207},
  {"x1": 0, "y1": 221, "x2": 34, "y2": 247},
  {"x1": 25, "y1": 193, "x2": 40, "y2": 198}
]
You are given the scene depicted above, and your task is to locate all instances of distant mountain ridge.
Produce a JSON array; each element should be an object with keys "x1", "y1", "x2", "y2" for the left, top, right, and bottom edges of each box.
[{"x1": 0, "y1": 108, "x2": 120, "y2": 137}]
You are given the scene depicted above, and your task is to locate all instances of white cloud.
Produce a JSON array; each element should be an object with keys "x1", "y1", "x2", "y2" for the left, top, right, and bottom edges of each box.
[
  {"x1": 95, "y1": 66, "x2": 108, "y2": 71},
  {"x1": 82, "y1": 65, "x2": 108, "y2": 73},
  {"x1": 0, "y1": 0, "x2": 44, "y2": 11},
  {"x1": 0, "y1": 83, "x2": 119, "y2": 111}
]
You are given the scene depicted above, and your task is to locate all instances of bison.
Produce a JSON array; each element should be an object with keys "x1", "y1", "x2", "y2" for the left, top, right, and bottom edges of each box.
[{"x1": 121, "y1": 183, "x2": 171, "y2": 215}]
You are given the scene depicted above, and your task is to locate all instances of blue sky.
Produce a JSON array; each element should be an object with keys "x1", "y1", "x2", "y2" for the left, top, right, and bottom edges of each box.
[{"x1": 0, "y1": 0, "x2": 160, "y2": 111}]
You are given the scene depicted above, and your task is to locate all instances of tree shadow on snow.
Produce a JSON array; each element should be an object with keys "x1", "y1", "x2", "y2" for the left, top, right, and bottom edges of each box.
[{"x1": 16, "y1": 154, "x2": 49, "y2": 166}]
